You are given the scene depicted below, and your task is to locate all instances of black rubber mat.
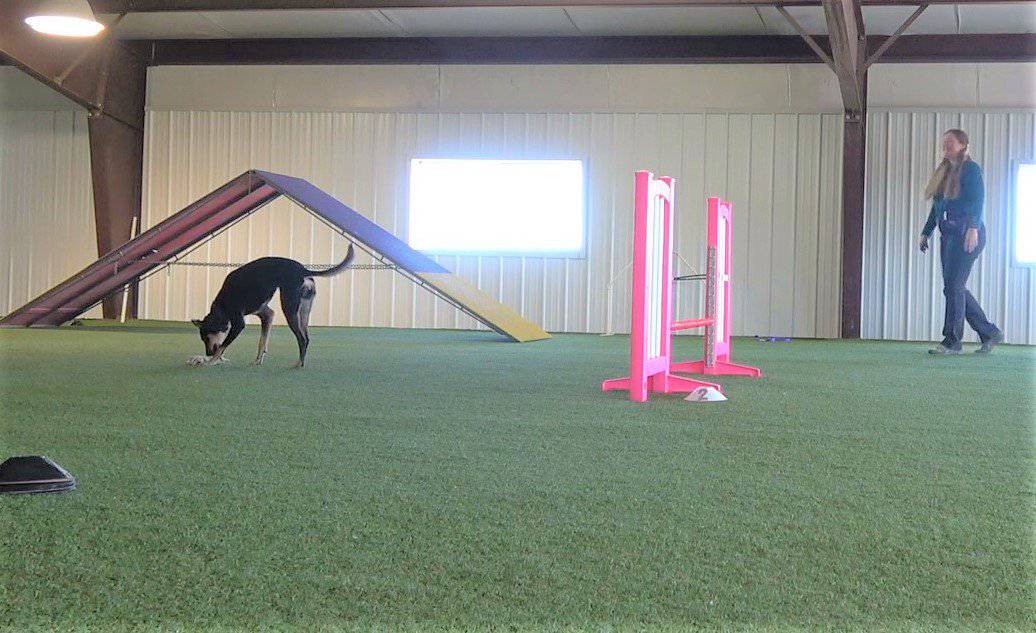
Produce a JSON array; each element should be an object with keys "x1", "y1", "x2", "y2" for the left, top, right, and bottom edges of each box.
[{"x1": 0, "y1": 456, "x2": 76, "y2": 494}]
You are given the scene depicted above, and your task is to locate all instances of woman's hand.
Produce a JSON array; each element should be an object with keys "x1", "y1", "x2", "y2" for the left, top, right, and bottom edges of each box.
[
  {"x1": 964, "y1": 227, "x2": 979, "y2": 253},
  {"x1": 919, "y1": 234, "x2": 929, "y2": 253}
]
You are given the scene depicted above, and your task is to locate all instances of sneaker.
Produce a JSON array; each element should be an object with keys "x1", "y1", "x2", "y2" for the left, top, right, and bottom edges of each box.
[
  {"x1": 929, "y1": 344, "x2": 962, "y2": 355},
  {"x1": 975, "y1": 331, "x2": 1005, "y2": 354}
]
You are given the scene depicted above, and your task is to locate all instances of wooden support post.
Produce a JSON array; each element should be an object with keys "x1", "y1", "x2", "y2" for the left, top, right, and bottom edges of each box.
[
  {"x1": 0, "y1": 1, "x2": 146, "y2": 319},
  {"x1": 88, "y1": 112, "x2": 145, "y2": 319},
  {"x1": 841, "y1": 107, "x2": 866, "y2": 338},
  {"x1": 819, "y1": 0, "x2": 867, "y2": 337}
]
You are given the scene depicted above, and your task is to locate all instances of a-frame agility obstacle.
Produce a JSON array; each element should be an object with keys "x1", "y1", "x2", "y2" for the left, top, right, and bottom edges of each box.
[{"x1": 0, "y1": 170, "x2": 550, "y2": 343}]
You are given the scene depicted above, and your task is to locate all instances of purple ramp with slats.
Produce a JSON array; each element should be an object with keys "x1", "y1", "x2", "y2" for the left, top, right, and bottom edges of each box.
[{"x1": 253, "y1": 171, "x2": 448, "y2": 275}]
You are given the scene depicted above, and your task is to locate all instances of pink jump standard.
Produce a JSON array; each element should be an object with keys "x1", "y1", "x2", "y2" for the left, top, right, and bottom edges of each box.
[
  {"x1": 601, "y1": 171, "x2": 723, "y2": 402},
  {"x1": 671, "y1": 196, "x2": 762, "y2": 378},
  {"x1": 602, "y1": 172, "x2": 761, "y2": 403}
]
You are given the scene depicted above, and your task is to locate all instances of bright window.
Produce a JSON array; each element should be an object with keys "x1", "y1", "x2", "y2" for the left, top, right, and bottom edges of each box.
[
  {"x1": 408, "y1": 158, "x2": 585, "y2": 256},
  {"x1": 1015, "y1": 162, "x2": 1036, "y2": 267}
]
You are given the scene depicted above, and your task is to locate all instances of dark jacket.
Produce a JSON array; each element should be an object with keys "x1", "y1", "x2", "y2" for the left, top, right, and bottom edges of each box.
[{"x1": 922, "y1": 160, "x2": 985, "y2": 237}]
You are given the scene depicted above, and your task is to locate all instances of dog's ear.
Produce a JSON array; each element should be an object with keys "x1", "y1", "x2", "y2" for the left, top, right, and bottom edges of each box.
[{"x1": 191, "y1": 319, "x2": 203, "y2": 328}]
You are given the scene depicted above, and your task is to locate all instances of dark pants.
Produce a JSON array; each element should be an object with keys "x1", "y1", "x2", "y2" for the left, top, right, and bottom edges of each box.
[{"x1": 939, "y1": 224, "x2": 999, "y2": 350}]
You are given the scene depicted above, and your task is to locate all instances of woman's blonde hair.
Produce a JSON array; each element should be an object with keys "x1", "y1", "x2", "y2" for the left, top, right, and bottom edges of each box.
[{"x1": 924, "y1": 129, "x2": 970, "y2": 200}]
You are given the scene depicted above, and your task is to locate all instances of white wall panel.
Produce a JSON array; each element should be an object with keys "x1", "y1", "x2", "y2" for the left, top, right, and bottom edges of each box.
[
  {"x1": 0, "y1": 109, "x2": 99, "y2": 319},
  {"x1": 868, "y1": 63, "x2": 1036, "y2": 110},
  {"x1": 7, "y1": 62, "x2": 1031, "y2": 336},
  {"x1": 141, "y1": 110, "x2": 844, "y2": 336},
  {"x1": 147, "y1": 64, "x2": 845, "y2": 114},
  {"x1": 863, "y1": 110, "x2": 1036, "y2": 345}
]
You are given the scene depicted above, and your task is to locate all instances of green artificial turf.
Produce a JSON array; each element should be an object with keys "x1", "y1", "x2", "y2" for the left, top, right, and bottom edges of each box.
[{"x1": 1, "y1": 321, "x2": 1033, "y2": 632}]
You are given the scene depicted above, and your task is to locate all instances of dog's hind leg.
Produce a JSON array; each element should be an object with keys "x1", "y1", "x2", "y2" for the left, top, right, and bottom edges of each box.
[
  {"x1": 298, "y1": 279, "x2": 315, "y2": 337},
  {"x1": 294, "y1": 279, "x2": 316, "y2": 367},
  {"x1": 281, "y1": 281, "x2": 313, "y2": 368},
  {"x1": 253, "y1": 304, "x2": 274, "y2": 365}
]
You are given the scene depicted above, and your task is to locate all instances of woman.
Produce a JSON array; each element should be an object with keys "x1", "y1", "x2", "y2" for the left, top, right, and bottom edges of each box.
[{"x1": 919, "y1": 129, "x2": 1003, "y2": 354}]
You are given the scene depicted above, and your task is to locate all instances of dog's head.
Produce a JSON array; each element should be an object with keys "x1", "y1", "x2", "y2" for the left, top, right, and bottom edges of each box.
[{"x1": 192, "y1": 312, "x2": 230, "y2": 357}]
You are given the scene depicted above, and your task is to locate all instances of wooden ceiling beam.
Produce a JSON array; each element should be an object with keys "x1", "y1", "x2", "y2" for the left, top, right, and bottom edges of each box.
[
  {"x1": 87, "y1": 0, "x2": 1035, "y2": 12},
  {"x1": 137, "y1": 34, "x2": 1036, "y2": 65},
  {"x1": 142, "y1": 35, "x2": 824, "y2": 64}
]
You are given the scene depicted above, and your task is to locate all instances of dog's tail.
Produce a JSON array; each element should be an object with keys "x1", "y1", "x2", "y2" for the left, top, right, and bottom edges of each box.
[{"x1": 306, "y1": 243, "x2": 355, "y2": 277}]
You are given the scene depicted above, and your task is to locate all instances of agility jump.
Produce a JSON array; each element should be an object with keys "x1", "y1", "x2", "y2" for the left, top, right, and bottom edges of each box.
[{"x1": 602, "y1": 171, "x2": 761, "y2": 402}]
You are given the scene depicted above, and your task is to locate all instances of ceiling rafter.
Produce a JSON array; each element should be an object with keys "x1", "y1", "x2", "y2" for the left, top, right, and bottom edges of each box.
[
  {"x1": 864, "y1": 2, "x2": 926, "y2": 67},
  {"x1": 87, "y1": 0, "x2": 1034, "y2": 12},
  {"x1": 135, "y1": 33, "x2": 1036, "y2": 64},
  {"x1": 820, "y1": 0, "x2": 866, "y2": 115}
]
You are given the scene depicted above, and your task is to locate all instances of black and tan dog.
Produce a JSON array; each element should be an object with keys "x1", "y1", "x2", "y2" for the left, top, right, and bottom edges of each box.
[{"x1": 189, "y1": 245, "x2": 354, "y2": 368}]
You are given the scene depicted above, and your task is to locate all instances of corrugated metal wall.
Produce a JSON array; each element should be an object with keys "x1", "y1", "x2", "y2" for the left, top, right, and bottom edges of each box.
[
  {"x1": 0, "y1": 109, "x2": 100, "y2": 319},
  {"x1": 863, "y1": 110, "x2": 1036, "y2": 345},
  {"x1": 140, "y1": 110, "x2": 844, "y2": 336}
]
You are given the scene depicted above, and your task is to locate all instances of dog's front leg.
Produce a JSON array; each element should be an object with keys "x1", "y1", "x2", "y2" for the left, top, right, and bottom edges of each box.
[
  {"x1": 208, "y1": 316, "x2": 244, "y2": 366},
  {"x1": 187, "y1": 353, "x2": 227, "y2": 367},
  {"x1": 253, "y1": 305, "x2": 274, "y2": 365},
  {"x1": 204, "y1": 351, "x2": 228, "y2": 366}
]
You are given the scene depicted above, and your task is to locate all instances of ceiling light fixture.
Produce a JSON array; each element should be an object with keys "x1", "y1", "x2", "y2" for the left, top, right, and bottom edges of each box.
[{"x1": 25, "y1": 0, "x2": 105, "y2": 38}]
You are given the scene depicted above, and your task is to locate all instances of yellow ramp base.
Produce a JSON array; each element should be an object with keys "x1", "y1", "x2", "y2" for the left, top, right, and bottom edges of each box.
[{"x1": 417, "y1": 272, "x2": 551, "y2": 343}]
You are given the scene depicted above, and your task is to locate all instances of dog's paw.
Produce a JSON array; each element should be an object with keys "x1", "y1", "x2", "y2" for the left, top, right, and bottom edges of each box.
[
  {"x1": 251, "y1": 357, "x2": 265, "y2": 366},
  {"x1": 186, "y1": 355, "x2": 207, "y2": 366}
]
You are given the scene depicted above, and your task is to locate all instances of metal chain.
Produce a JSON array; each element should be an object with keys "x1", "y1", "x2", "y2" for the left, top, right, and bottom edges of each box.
[{"x1": 160, "y1": 261, "x2": 398, "y2": 270}]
